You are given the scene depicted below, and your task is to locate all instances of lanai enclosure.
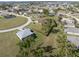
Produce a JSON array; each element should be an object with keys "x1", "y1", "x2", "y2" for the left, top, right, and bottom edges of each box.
[{"x1": 16, "y1": 28, "x2": 34, "y2": 40}]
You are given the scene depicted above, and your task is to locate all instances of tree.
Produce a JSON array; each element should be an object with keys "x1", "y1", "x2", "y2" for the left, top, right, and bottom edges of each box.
[
  {"x1": 43, "y1": 9, "x2": 49, "y2": 15},
  {"x1": 31, "y1": 46, "x2": 54, "y2": 57},
  {"x1": 55, "y1": 32, "x2": 77, "y2": 57},
  {"x1": 16, "y1": 35, "x2": 36, "y2": 57},
  {"x1": 32, "y1": 48, "x2": 44, "y2": 57},
  {"x1": 42, "y1": 17, "x2": 57, "y2": 36}
]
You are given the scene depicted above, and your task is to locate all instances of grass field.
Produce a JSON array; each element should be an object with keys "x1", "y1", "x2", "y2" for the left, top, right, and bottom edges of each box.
[
  {"x1": 0, "y1": 22, "x2": 46, "y2": 56},
  {"x1": 0, "y1": 16, "x2": 66, "y2": 56},
  {"x1": 0, "y1": 16, "x2": 27, "y2": 30},
  {"x1": 0, "y1": 30, "x2": 20, "y2": 56},
  {"x1": 0, "y1": 16, "x2": 28, "y2": 56},
  {"x1": 0, "y1": 22, "x2": 45, "y2": 56},
  {"x1": 0, "y1": 16, "x2": 4, "y2": 20},
  {"x1": 26, "y1": 22, "x2": 58, "y2": 48},
  {"x1": 25, "y1": 19, "x2": 66, "y2": 56}
]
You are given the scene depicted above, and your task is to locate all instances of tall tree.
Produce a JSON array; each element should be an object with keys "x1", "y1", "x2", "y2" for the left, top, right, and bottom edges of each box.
[{"x1": 16, "y1": 35, "x2": 36, "y2": 57}]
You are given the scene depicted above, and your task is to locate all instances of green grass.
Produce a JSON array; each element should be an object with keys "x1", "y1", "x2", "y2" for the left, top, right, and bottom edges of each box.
[
  {"x1": 27, "y1": 22, "x2": 59, "y2": 48},
  {"x1": 0, "y1": 16, "x2": 27, "y2": 30},
  {"x1": 0, "y1": 16, "x2": 4, "y2": 20},
  {"x1": 27, "y1": 23, "x2": 42, "y2": 31},
  {"x1": 30, "y1": 31, "x2": 46, "y2": 50},
  {"x1": 0, "y1": 16, "x2": 27, "y2": 56},
  {"x1": 0, "y1": 19, "x2": 43, "y2": 56},
  {"x1": 0, "y1": 30, "x2": 20, "y2": 56},
  {"x1": 26, "y1": 22, "x2": 46, "y2": 47},
  {"x1": 26, "y1": 19, "x2": 67, "y2": 56}
]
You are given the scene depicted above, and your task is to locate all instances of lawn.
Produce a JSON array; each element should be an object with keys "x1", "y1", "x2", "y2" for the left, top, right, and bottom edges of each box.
[
  {"x1": 0, "y1": 16, "x2": 4, "y2": 20},
  {"x1": 26, "y1": 22, "x2": 46, "y2": 47},
  {"x1": 0, "y1": 20, "x2": 43, "y2": 56},
  {"x1": 0, "y1": 16, "x2": 27, "y2": 56},
  {"x1": 0, "y1": 30, "x2": 20, "y2": 56},
  {"x1": 0, "y1": 16, "x2": 27, "y2": 30},
  {"x1": 27, "y1": 22, "x2": 42, "y2": 33}
]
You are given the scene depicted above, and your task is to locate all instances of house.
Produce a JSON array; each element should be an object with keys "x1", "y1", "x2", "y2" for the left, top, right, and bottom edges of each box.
[
  {"x1": 0, "y1": 11, "x2": 9, "y2": 16},
  {"x1": 61, "y1": 18, "x2": 75, "y2": 28},
  {"x1": 64, "y1": 27, "x2": 79, "y2": 36},
  {"x1": 38, "y1": 9, "x2": 43, "y2": 13},
  {"x1": 16, "y1": 28, "x2": 34, "y2": 40},
  {"x1": 57, "y1": 10, "x2": 67, "y2": 16}
]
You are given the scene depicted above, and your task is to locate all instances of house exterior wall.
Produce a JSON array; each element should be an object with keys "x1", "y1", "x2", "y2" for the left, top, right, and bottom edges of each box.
[{"x1": 67, "y1": 32, "x2": 79, "y2": 36}]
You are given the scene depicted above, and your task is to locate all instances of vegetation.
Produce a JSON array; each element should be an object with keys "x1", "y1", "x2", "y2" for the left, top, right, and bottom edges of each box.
[
  {"x1": 14, "y1": 14, "x2": 79, "y2": 57},
  {"x1": 0, "y1": 30, "x2": 19, "y2": 56},
  {"x1": 75, "y1": 23, "x2": 79, "y2": 28},
  {"x1": 0, "y1": 16, "x2": 4, "y2": 20},
  {"x1": 25, "y1": 15, "x2": 79, "y2": 57},
  {"x1": 42, "y1": 16, "x2": 58, "y2": 36},
  {"x1": 0, "y1": 3, "x2": 79, "y2": 56},
  {"x1": 0, "y1": 16, "x2": 27, "y2": 30},
  {"x1": 43, "y1": 9, "x2": 49, "y2": 15},
  {"x1": 17, "y1": 34, "x2": 37, "y2": 57},
  {"x1": 0, "y1": 4, "x2": 12, "y2": 10}
]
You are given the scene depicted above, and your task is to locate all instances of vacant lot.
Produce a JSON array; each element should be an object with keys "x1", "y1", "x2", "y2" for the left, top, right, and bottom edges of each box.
[
  {"x1": 0, "y1": 30, "x2": 20, "y2": 56},
  {"x1": 25, "y1": 19, "x2": 66, "y2": 56},
  {"x1": 0, "y1": 16, "x2": 27, "y2": 30},
  {"x1": 26, "y1": 22, "x2": 58, "y2": 48}
]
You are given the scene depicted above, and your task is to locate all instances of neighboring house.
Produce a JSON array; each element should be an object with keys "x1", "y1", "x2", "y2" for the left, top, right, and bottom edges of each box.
[
  {"x1": 64, "y1": 27, "x2": 79, "y2": 36},
  {"x1": 61, "y1": 18, "x2": 75, "y2": 27},
  {"x1": 62, "y1": 17, "x2": 79, "y2": 48},
  {"x1": 16, "y1": 28, "x2": 34, "y2": 40},
  {"x1": 0, "y1": 11, "x2": 9, "y2": 16},
  {"x1": 62, "y1": 18, "x2": 79, "y2": 36}
]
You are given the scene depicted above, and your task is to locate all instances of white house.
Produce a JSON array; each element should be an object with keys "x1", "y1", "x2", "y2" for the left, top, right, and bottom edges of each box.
[{"x1": 16, "y1": 28, "x2": 34, "y2": 40}]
